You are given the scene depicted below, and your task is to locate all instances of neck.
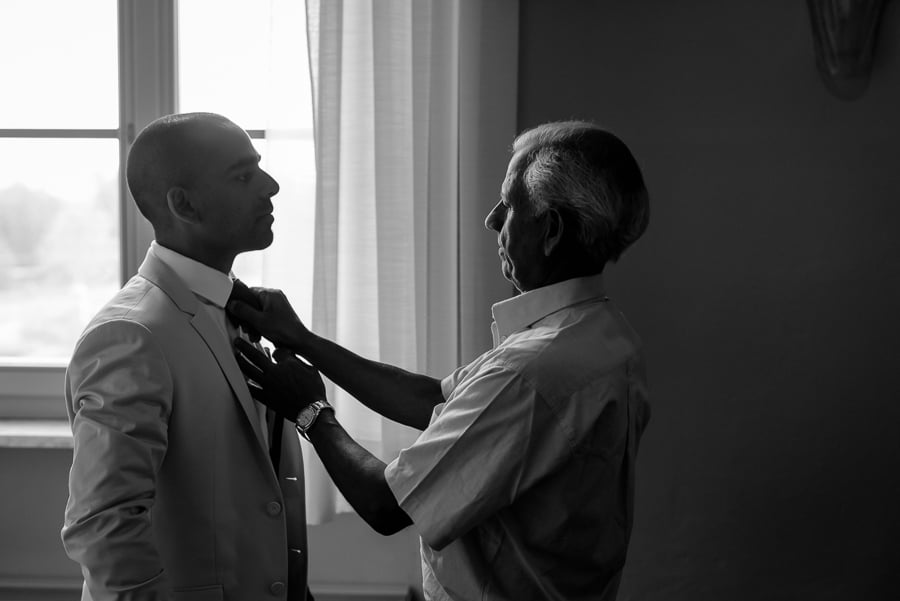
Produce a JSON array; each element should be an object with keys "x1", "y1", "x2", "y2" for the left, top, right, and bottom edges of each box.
[
  {"x1": 521, "y1": 256, "x2": 602, "y2": 293},
  {"x1": 156, "y1": 233, "x2": 235, "y2": 274},
  {"x1": 548, "y1": 260, "x2": 602, "y2": 285}
]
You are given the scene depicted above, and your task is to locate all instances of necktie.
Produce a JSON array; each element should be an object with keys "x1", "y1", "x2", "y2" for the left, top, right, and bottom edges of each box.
[{"x1": 226, "y1": 282, "x2": 282, "y2": 473}]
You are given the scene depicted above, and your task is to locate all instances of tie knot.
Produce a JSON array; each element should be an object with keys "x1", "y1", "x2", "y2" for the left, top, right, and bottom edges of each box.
[
  {"x1": 226, "y1": 279, "x2": 262, "y2": 342},
  {"x1": 229, "y1": 279, "x2": 260, "y2": 309}
]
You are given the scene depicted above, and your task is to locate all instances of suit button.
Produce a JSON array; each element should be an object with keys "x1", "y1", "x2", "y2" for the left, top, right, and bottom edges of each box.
[
  {"x1": 269, "y1": 581, "x2": 285, "y2": 595},
  {"x1": 266, "y1": 501, "x2": 282, "y2": 516}
]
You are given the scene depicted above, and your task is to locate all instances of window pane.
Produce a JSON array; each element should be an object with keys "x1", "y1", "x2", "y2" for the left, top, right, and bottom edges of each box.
[
  {"x1": 0, "y1": 1, "x2": 118, "y2": 129},
  {"x1": 0, "y1": 139, "x2": 119, "y2": 361},
  {"x1": 180, "y1": 0, "x2": 316, "y2": 324},
  {"x1": 178, "y1": 0, "x2": 273, "y2": 130}
]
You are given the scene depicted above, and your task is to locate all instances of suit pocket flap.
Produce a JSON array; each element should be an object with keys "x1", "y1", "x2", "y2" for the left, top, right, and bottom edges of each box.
[{"x1": 173, "y1": 584, "x2": 223, "y2": 601}]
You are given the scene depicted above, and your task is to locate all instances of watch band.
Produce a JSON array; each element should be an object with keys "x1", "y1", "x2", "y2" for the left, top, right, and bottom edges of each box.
[{"x1": 294, "y1": 399, "x2": 333, "y2": 441}]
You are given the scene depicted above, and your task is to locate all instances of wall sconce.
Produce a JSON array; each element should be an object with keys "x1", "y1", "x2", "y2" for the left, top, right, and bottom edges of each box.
[{"x1": 807, "y1": 0, "x2": 888, "y2": 100}]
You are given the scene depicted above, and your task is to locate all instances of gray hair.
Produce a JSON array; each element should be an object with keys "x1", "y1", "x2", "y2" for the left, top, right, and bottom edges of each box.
[{"x1": 510, "y1": 120, "x2": 649, "y2": 266}]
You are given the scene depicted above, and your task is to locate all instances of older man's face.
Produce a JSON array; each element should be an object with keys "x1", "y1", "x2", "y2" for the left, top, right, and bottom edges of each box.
[{"x1": 484, "y1": 155, "x2": 548, "y2": 292}]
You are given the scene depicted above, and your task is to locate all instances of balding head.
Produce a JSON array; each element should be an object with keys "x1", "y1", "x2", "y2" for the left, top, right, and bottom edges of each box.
[{"x1": 126, "y1": 112, "x2": 238, "y2": 229}]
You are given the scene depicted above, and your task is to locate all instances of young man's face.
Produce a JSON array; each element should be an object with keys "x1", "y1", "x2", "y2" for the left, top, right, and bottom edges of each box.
[
  {"x1": 484, "y1": 153, "x2": 549, "y2": 293},
  {"x1": 186, "y1": 120, "x2": 280, "y2": 256}
]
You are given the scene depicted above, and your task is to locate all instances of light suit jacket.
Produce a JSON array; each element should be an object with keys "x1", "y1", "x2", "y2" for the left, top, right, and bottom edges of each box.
[{"x1": 62, "y1": 249, "x2": 308, "y2": 601}]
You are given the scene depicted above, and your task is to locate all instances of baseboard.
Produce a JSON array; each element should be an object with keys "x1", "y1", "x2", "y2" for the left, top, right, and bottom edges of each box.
[
  {"x1": 0, "y1": 578, "x2": 412, "y2": 601},
  {"x1": 311, "y1": 583, "x2": 413, "y2": 601}
]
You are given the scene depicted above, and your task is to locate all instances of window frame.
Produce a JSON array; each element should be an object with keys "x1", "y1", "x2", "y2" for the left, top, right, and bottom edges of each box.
[{"x1": 0, "y1": 0, "x2": 176, "y2": 419}]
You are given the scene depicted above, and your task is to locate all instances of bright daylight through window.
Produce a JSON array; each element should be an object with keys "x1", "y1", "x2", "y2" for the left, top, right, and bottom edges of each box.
[
  {"x1": 0, "y1": 0, "x2": 314, "y2": 416},
  {"x1": 0, "y1": 1, "x2": 119, "y2": 363}
]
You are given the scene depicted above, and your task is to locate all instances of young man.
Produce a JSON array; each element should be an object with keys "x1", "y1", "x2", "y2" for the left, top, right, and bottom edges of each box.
[{"x1": 63, "y1": 113, "x2": 310, "y2": 600}]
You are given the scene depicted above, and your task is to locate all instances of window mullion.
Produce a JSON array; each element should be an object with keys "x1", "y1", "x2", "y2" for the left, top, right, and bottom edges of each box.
[{"x1": 118, "y1": 0, "x2": 177, "y2": 282}]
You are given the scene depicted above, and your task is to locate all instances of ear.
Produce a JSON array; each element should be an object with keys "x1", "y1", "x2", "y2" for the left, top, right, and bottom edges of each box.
[
  {"x1": 165, "y1": 187, "x2": 201, "y2": 225},
  {"x1": 542, "y1": 208, "x2": 564, "y2": 256}
]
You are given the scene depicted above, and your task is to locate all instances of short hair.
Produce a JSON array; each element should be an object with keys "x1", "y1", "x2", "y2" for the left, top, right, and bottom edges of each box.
[
  {"x1": 509, "y1": 120, "x2": 649, "y2": 267},
  {"x1": 126, "y1": 112, "x2": 234, "y2": 225}
]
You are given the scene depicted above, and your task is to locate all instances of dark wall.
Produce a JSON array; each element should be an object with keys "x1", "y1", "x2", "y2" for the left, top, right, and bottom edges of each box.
[{"x1": 518, "y1": 2, "x2": 900, "y2": 599}]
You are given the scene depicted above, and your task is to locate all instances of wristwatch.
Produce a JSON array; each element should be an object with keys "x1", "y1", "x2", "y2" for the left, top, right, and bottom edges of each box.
[{"x1": 294, "y1": 399, "x2": 333, "y2": 440}]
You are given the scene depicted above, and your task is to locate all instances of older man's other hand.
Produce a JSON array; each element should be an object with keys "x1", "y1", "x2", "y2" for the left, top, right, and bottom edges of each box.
[
  {"x1": 227, "y1": 283, "x2": 312, "y2": 351},
  {"x1": 234, "y1": 338, "x2": 327, "y2": 421}
]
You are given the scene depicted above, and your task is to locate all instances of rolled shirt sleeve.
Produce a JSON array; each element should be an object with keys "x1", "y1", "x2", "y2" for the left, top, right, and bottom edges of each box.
[
  {"x1": 62, "y1": 320, "x2": 173, "y2": 600},
  {"x1": 385, "y1": 360, "x2": 572, "y2": 551}
]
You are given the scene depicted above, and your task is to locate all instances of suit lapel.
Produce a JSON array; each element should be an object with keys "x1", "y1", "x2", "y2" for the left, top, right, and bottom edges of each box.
[
  {"x1": 137, "y1": 249, "x2": 270, "y2": 453},
  {"x1": 190, "y1": 312, "x2": 270, "y2": 453}
]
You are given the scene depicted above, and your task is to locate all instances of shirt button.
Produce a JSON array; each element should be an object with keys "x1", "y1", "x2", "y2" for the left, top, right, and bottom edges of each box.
[
  {"x1": 266, "y1": 501, "x2": 282, "y2": 516},
  {"x1": 269, "y1": 581, "x2": 285, "y2": 595}
]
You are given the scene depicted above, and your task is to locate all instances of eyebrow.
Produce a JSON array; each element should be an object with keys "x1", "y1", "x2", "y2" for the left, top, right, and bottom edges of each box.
[{"x1": 225, "y1": 153, "x2": 262, "y2": 174}]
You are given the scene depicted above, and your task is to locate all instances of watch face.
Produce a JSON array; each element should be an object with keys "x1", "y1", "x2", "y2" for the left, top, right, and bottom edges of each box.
[{"x1": 297, "y1": 404, "x2": 318, "y2": 429}]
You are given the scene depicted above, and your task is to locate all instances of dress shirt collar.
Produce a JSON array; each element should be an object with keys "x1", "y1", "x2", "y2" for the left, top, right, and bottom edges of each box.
[
  {"x1": 490, "y1": 274, "x2": 607, "y2": 345},
  {"x1": 150, "y1": 241, "x2": 234, "y2": 309}
]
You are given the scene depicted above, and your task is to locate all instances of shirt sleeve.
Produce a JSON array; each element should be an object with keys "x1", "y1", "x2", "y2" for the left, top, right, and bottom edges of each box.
[
  {"x1": 62, "y1": 319, "x2": 173, "y2": 600},
  {"x1": 384, "y1": 360, "x2": 571, "y2": 551}
]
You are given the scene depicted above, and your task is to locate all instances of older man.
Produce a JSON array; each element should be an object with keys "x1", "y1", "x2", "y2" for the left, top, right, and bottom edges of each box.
[
  {"x1": 231, "y1": 120, "x2": 651, "y2": 600},
  {"x1": 63, "y1": 112, "x2": 310, "y2": 600}
]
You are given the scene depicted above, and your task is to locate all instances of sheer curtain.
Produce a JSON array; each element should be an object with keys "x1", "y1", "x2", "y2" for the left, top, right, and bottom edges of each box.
[{"x1": 297, "y1": 0, "x2": 518, "y2": 523}]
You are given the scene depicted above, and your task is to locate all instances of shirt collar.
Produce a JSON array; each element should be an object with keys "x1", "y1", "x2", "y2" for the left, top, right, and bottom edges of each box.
[
  {"x1": 150, "y1": 241, "x2": 234, "y2": 309},
  {"x1": 491, "y1": 274, "x2": 607, "y2": 345}
]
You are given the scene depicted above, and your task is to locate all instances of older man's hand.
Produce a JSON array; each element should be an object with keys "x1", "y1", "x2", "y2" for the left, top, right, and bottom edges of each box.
[
  {"x1": 227, "y1": 282, "x2": 312, "y2": 352},
  {"x1": 234, "y1": 338, "x2": 327, "y2": 422}
]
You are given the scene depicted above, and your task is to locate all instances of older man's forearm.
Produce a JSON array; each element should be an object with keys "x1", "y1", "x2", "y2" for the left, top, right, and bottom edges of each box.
[
  {"x1": 292, "y1": 332, "x2": 442, "y2": 431},
  {"x1": 306, "y1": 412, "x2": 412, "y2": 536}
]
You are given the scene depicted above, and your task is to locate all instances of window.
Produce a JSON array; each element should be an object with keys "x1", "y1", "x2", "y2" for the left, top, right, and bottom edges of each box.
[
  {"x1": 177, "y1": 0, "x2": 316, "y2": 311},
  {"x1": 1, "y1": 0, "x2": 314, "y2": 418},
  {"x1": 0, "y1": 1, "x2": 119, "y2": 362}
]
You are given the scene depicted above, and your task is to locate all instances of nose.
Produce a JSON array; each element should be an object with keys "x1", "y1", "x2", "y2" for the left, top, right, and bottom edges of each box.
[
  {"x1": 263, "y1": 168, "x2": 280, "y2": 197},
  {"x1": 485, "y1": 201, "x2": 502, "y2": 232}
]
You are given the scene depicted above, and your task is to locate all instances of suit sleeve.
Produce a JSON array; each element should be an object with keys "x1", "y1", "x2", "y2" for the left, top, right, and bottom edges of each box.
[{"x1": 62, "y1": 319, "x2": 174, "y2": 601}]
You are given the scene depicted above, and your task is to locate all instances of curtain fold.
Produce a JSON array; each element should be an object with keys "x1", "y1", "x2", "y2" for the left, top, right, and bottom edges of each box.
[{"x1": 302, "y1": 0, "x2": 518, "y2": 524}]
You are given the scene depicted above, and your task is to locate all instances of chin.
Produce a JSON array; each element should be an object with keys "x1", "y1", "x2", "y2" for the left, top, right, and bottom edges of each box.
[
  {"x1": 237, "y1": 238, "x2": 273, "y2": 255},
  {"x1": 255, "y1": 230, "x2": 275, "y2": 250}
]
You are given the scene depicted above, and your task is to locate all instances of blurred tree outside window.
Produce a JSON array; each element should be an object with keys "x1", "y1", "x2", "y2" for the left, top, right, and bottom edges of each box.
[{"x1": 0, "y1": 1, "x2": 119, "y2": 362}]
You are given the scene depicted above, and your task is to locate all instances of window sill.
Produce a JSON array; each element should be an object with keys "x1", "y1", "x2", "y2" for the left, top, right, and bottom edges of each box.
[{"x1": 0, "y1": 420, "x2": 72, "y2": 449}]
